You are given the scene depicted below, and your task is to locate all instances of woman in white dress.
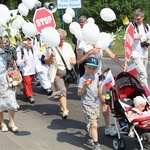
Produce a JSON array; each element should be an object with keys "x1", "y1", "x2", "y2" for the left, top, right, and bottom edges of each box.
[{"x1": 0, "y1": 38, "x2": 19, "y2": 132}]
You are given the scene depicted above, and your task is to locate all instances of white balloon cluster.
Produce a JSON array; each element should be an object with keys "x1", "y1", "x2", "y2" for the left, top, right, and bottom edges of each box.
[
  {"x1": 18, "y1": 0, "x2": 37, "y2": 17},
  {"x1": 63, "y1": 7, "x2": 75, "y2": 24}
]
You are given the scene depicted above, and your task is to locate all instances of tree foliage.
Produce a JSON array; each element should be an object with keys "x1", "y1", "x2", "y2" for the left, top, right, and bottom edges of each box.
[{"x1": 1, "y1": 0, "x2": 150, "y2": 33}]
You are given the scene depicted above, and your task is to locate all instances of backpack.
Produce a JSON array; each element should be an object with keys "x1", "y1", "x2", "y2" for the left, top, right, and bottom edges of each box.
[{"x1": 20, "y1": 47, "x2": 33, "y2": 59}]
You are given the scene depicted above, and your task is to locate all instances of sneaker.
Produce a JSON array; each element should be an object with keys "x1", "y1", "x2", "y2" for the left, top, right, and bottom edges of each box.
[
  {"x1": 9, "y1": 123, "x2": 18, "y2": 133},
  {"x1": 46, "y1": 88, "x2": 53, "y2": 96},
  {"x1": 105, "y1": 125, "x2": 117, "y2": 136},
  {"x1": 87, "y1": 139, "x2": 94, "y2": 146},
  {"x1": 94, "y1": 143, "x2": 101, "y2": 150},
  {"x1": 36, "y1": 80, "x2": 41, "y2": 86},
  {"x1": 28, "y1": 96, "x2": 35, "y2": 103},
  {"x1": 62, "y1": 110, "x2": 69, "y2": 119},
  {"x1": 1, "y1": 123, "x2": 8, "y2": 132}
]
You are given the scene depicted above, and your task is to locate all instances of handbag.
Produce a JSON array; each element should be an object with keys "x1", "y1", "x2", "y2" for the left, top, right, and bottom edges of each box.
[
  {"x1": 7, "y1": 61, "x2": 22, "y2": 88},
  {"x1": 56, "y1": 47, "x2": 78, "y2": 84}
]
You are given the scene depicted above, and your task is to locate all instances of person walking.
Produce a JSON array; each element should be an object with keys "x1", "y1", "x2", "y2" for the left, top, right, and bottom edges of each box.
[
  {"x1": 16, "y1": 37, "x2": 42, "y2": 103},
  {"x1": 124, "y1": 8, "x2": 150, "y2": 89},
  {"x1": 78, "y1": 57, "x2": 101, "y2": 150},
  {"x1": 0, "y1": 38, "x2": 19, "y2": 132},
  {"x1": 44, "y1": 29, "x2": 76, "y2": 118},
  {"x1": 77, "y1": 40, "x2": 127, "y2": 136}
]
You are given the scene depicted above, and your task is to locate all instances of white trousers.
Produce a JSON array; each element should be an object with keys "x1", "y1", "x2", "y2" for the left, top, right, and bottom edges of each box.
[
  {"x1": 131, "y1": 57, "x2": 149, "y2": 89},
  {"x1": 38, "y1": 64, "x2": 51, "y2": 89}
]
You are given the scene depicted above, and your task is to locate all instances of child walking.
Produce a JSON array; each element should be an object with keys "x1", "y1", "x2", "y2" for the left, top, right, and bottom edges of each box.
[{"x1": 78, "y1": 57, "x2": 101, "y2": 150}]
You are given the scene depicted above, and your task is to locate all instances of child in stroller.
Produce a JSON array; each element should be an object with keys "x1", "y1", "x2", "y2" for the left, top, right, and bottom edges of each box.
[
  {"x1": 127, "y1": 96, "x2": 150, "y2": 128},
  {"x1": 108, "y1": 72, "x2": 150, "y2": 150}
]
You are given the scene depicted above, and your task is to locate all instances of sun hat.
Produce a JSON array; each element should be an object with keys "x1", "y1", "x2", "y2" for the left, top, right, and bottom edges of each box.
[{"x1": 133, "y1": 96, "x2": 147, "y2": 107}]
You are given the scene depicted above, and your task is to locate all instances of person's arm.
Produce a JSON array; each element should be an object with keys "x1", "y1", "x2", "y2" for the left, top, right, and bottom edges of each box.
[
  {"x1": 44, "y1": 50, "x2": 55, "y2": 65},
  {"x1": 105, "y1": 48, "x2": 127, "y2": 71},
  {"x1": 78, "y1": 81, "x2": 90, "y2": 96},
  {"x1": 77, "y1": 47, "x2": 100, "y2": 65}
]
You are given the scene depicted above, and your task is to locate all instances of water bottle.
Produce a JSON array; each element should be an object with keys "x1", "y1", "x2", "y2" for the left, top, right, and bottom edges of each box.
[{"x1": 105, "y1": 91, "x2": 111, "y2": 105}]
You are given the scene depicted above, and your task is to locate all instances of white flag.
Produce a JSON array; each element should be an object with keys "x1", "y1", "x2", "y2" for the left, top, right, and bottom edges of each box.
[{"x1": 102, "y1": 70, "x2": 115, "y2": 88}]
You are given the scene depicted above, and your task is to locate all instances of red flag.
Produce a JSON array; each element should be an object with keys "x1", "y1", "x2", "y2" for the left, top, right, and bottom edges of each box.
[
  {"x1": 125, "y1": 23, "x2": 134, "y2": 61},
  {"x1": 102, "y1": 70, "x2": 115, "y2": 89},
  {"x1": 127, "y1": 63, "x2": 137, "y2": 75}
]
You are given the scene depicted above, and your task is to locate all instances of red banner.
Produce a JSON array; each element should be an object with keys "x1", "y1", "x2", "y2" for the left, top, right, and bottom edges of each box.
[{"x1": 125, "y1": 23, "x2": 134, "y2": 61}]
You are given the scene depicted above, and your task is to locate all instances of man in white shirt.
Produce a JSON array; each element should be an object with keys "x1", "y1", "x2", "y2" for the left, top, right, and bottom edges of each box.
[{"x1": 127, "y1": 9, "x2": 150, "y2": 89}]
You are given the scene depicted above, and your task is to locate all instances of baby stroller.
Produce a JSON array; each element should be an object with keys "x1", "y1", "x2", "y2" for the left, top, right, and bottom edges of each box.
[{"x1": 107, "y1": 71, "x2": 150, "y2": 150}]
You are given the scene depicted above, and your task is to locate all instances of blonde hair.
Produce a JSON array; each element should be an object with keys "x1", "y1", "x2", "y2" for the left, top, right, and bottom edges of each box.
[
  {"x1": 0, "y1": 38, "x2": 9, "y2": 44},
  {"x1": 57, "y1": 28, "x2": 67, "y2": 36}
]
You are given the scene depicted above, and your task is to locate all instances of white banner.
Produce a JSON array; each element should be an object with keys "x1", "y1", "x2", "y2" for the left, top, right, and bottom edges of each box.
[{"x1": 57, "y1": 0, "x2": 81, "y2": 9}]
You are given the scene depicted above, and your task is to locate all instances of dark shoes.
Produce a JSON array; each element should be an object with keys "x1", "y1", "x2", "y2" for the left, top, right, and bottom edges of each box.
[
  {"x1": 46, "y1": 88, "x2": 53, "y2": 96},
  {"x1": 36, "y1": 80, "x2": 41, "y2": 86},
  {"x1": 28, "y1": 96, "x2": 35, "y2": 103}
]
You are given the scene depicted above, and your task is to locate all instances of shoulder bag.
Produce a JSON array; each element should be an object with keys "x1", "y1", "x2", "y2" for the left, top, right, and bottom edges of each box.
[{"x1": 56, "y1": 47, "x2": 78, "y2": 84}]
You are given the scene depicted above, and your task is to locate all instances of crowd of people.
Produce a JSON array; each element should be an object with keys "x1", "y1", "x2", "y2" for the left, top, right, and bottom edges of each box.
[{"x1": 0, "y1": 8, "x2": 150, "y2": 150}]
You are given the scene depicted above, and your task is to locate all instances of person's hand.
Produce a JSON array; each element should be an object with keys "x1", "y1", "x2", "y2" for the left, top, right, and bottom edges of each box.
[
  {"x1": 51, "y1": 51, "x2": 56, "y2": 57},
  {"x1": 122, "y1": 63, "x2": 128, "y2": 72},
  {"x1": 84, "y1": 79, "x2": 92, "y2": 87},
  {"x1": 70, "y1": 57, "x2": 76, "y2": 64},
  {"x1": 90, "y1": 47, "x2": 100, "y2": 55},
  {"x1": 134, "y1": 34, "x2": 142, "y2": 40}
]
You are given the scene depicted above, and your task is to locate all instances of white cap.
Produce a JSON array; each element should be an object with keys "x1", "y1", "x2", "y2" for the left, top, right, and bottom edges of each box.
[{"x1": 133, "y1": 96, "x2": 147, "y2": 107}]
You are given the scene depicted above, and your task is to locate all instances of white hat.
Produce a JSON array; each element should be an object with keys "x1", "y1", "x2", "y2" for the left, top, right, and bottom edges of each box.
[{"x1": 133, "y1": 96, "x2": 147, "y2": 107}]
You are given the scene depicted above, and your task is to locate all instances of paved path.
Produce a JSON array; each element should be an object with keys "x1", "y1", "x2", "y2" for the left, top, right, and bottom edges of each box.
[{"x1": 0, "y1": 58, "x2": 150, "y2": 150}]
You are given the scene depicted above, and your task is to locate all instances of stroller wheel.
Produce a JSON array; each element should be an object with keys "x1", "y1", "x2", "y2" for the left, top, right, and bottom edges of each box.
[
  {"x1": 113, "y1": 138, "x2": 126, "y2": 150},
  {"x1": 141, "y1": 133, "x2": 150, "y2": 142}
]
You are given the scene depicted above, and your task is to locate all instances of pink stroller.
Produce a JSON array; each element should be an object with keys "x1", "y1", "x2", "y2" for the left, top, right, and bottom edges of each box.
[{"x1": 107, "y1": 72, "x2": 150, "y2": 150}]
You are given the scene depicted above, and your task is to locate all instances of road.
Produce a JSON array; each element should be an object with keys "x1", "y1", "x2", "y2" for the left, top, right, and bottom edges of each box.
[{"x1": 0, "y1": 58, "x2": 150, "y2": 150}]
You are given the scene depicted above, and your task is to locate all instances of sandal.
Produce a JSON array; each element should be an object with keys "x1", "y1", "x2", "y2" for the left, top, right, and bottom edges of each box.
[
  {"x1": 62, "y1": 110, "x2": 69, "y2": 119},
  {"x1": 1, "y1": 123, "x2": 8, "y2": 132},
  {"x1": 9, "y1": 123, "x2": 19, "y2": 133}
]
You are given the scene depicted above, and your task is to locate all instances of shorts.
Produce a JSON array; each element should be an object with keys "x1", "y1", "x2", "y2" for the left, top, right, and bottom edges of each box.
[{"x1": 82, "y1": 105, "x2": 100, "y2": 124}]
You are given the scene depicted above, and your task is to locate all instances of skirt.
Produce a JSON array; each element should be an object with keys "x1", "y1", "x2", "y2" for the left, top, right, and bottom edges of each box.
[{"x1": 49, "y1": 68, "x2": 68, "y2": 99}]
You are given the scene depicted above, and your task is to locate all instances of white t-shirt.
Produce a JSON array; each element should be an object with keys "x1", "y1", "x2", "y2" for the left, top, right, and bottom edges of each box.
[{"x1": 78, "y1": 40, "x2": 103, "y2": 75}]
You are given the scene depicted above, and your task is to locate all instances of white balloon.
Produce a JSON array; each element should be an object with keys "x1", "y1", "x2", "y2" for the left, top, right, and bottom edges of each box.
[
  {"x1": 22, "y1": 22, "x2": 37, "y2": 37},
  {"x1": 22, "y1": 0, "x2": 37, "y2": 10},
  {"x1": 0, "y1": 27, "x2": 6, "y2": 34},
  {"x1": 18, "y1": 3, "x2": 29, "y2": 16},
  {"x1": 82, "y1": 23, "x2": 100, "y2": 44},
  {"x1": 75, "y1": 28, "x2": 83, "y2": 41},
  {"x1": 41, "y1": 27, "x2": 60, "y2": 47},
  {"x1": 12, "y1": 16, "x2": 24, "y2": 29},
  {"x1": 65, "y1": 7, "x2": 75, "y2": 17},
  {"x1": 69, "y1": 22, "x2": 81, "y2": 35},
  {"x1": 63, "y1": 13, "x2": 72, "y2": 24},
  {"x1": 1, "y1": 31, "x2": 8, "y2": 38},
  {"x1": 100, "y1": 8, "x2": 116, "y2": 22},
  {"x1": 87, "y1": 17, "x2": 95, "y2": 23},
  {"x1": 0, "y1": 4, "x2": 10, "y2": 26},
  {"x1": 96, "y1": 32, "x2": 111, "y2": 50}
]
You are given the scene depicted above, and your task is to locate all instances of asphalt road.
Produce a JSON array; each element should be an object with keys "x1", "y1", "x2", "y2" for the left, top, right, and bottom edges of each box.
[{"x1": 0, "y1": 58, "x2": 150, "y2": 150}]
